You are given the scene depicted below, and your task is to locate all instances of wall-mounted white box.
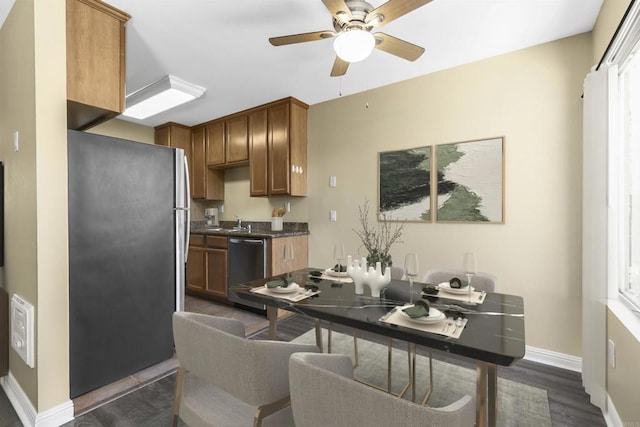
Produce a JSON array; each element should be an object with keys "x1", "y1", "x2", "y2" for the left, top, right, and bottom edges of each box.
[{"x1": 11, "y1": 294, "x2": 35, "y2": 368}]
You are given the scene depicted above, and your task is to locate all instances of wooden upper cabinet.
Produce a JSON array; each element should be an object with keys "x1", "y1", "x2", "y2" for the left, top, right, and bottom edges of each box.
[
  {"x1": 206, "y1": 115, "x2": 249, "y2": 168},
  {"x1": 249, "y1": 109, "x2": 269, "y2": 197},
  {"x1": 206, "y1": 122, "x2": 225, "y2": 167},
  {"x1": 154, "y1": 123, "x2": 191, "y2": 154},
  {"x1": 268, "y1": 102, "x2": 291, "y2": 195},
  {"x1": 66, "y1": 0, "x2": 130, "y2": 130},
  {"x1": 226, "y1": 115, "x2": 249, "y2": 165},
  {"x1": 250, "y1": 97, "x2": 308, "y2": 197},
  {"x1": 192, "y1": 127, "x2": 207, "y2": 199},
  {"x1": 193, "y1": 126, "x2": 224, "y2": 200}
]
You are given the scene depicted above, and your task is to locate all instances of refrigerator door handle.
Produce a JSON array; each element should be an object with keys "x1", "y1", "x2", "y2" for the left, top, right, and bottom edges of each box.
[{"x1": 183, "y1": 156, "x2": 191, "y2": 262}]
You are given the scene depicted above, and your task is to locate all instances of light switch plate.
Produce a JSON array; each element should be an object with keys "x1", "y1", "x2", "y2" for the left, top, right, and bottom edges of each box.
[
  {"x1": 13, "y1": 131, "x2": 19, "y2": 152},
  {"x1": 11, "y1": 294, "x2": 35, "y2": 368},
  {"x1": 329, "y1": 176, "x2": 337, "y2": 187},
  {"x1": 330, "y1": 210, "x2": 337, "y2": 221}
]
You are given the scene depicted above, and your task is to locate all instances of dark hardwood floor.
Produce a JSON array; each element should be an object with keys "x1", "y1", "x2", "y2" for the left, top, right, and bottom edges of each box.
[{"x1": 0, "y1": 298, "x2": 606, "y2": 426}]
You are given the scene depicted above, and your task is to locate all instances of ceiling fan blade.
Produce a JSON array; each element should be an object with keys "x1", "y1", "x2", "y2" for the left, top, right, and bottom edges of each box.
[
  {"x1": 366, "y1": 0, "x2": 433, "y2": 27},
  {"x1": 269, "y1": 30, "x2": 336, "y2": 46},
  {"x1": 374, "y1": 33, "x2": 425, "y2": 61},
  {"x1": 330, "y1": 57, "x2": 349, "y2": 77},
  {"x1": 322, "y1": 0, "x2": 352, "y2": 21}
]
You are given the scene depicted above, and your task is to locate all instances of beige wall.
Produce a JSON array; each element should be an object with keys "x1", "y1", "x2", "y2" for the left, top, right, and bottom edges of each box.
[
  {"x1": 607, "y1": 309, "x2": 640, "y2": 422},
  {"x1": 306, "y1": 33, "x2": 591, "y2": 356},
  {"x1": 88, "y1": 118, "x2": 155, "y2": 144},
  {"x1": 0, "y1": 0, "x2": 68, "y2": 412},
  {"x1": 593, "y1": 0, "x2": 632, "y2": 63}
]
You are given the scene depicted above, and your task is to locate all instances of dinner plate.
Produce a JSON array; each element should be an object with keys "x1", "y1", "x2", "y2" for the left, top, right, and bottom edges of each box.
[
  {"x1": 325, "y1": 268, "x2": 349, "y2": 277},
  {"x1": 438, "y1": 281, "x2": 474, "y2": 295},
  {"x1": 266, "y1": 283, "x2": 300, "y2": 294},
  {"x1": 398, "y1": 305, "x2": 445, "y2": 324}
]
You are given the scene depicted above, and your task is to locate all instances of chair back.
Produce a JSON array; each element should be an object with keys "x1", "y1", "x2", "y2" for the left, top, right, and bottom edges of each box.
[
  {"x1": 289, "y1": 352, "x2": 475, "y2": 427},
  {"x1": 422, "y1": 268, "x2": 497, "y2": 292},
  {"x1": 173, "y1": 312, "x2": 318, "y2": 406},
  {"x1": 389, "y1": 266, "x2": 405, "y2": 280}
]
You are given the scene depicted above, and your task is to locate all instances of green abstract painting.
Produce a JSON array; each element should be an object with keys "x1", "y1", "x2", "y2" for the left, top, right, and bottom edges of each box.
[
  {"x1": 435, "y1": 138, "x2": 504, "y2": 223},
  {"x1": 378, "y1": 146, "x2": 431, "y2": 222}
]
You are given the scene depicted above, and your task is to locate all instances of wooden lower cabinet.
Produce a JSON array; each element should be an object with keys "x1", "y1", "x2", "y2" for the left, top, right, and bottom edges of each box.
[
  {"x1": 187, "y1": 235, "x2": 228, "y2": 300},
  {"x1": 187, "y1": 236, "x2": 206, "y2": 293},
  {"x1": 270, "y1": 235, "x2": 309, "y2": 276},
  {"x1": 205, "y1": 236, "x2": 228, "y2": 298}
]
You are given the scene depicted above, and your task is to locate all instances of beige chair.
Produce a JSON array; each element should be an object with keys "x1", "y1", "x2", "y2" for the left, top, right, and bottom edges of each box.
[
  {"x1": 422, "y1": 268, "x2": 497, "y2": 293},
  {"x1": 172, "y1": 312, "x2": 318, "y2": 427},
  {"x1": 289, "y1": 352, "x2": 475, "y2": 427}
]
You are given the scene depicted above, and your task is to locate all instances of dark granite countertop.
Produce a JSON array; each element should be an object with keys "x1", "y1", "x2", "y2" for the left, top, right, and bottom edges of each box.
[{"x1": 190, "y1": 221, "x2": 309, "y2": 238}]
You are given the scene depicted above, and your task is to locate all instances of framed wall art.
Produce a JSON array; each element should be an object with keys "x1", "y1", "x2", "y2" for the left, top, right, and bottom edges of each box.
[
  {"x1": 378, "y1": 146, "x2": 432, "y2": 222},
  {"x1": 435, "y1": 137, "x2": 504, "y2": 223}
]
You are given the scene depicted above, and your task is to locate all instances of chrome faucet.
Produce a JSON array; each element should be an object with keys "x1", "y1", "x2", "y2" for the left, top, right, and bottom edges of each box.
[{"x1": 235, "y1": 216, "x2": 242, "y2": 228}]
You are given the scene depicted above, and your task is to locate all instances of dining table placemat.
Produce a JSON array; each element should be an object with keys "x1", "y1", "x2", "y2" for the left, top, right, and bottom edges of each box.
[
  {"x1": 425, "y1": 287, "x2": 486, "y2": 305},
  {"x1": 319, "y1": 272, "x2": 353, "y2": 283},
  {"x1": 251, "y1": 285, "x2": 321, "y2": 302},
  {"x1": 379, "y1": 307, "x2": 468, "y2": 339}
]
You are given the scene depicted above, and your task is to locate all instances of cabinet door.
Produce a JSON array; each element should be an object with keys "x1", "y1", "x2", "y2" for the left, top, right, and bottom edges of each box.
[
  {"x1": 154, "y1": 126, "x2": 171, "y2": 147},
  {"x1": 206, "y1": 249, "x2": 228, "y2": 298},
  {"x1": 191, "y1": 127, "x2": 206, "y2": 199},
  {"x1": 66, "y1": 0, "x2": 129, "y2": 128},
  {"x1": 270, "y1": 235, "x2": 308, "y2": 276},
  {"x1": 206, "y1": 122, "x2": 225, "y2": 166},
  {"x1": 268, "y1": 102, "x2": 291, "y2": 195},
  {"x1": 226, "y1": 115, "x2": 249, "y2": 164},
  {"x1": 187, "y1": 246, "x2": 206, "y2": 293},
  {"x1": 249, "y1": 109, "x2": 269, "y2": 196}
]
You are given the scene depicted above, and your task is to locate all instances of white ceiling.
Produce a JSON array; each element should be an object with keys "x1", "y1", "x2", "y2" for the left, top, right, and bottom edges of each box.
[{"x1": 106, "y1": 0, "x2": 604, "y2": 128}]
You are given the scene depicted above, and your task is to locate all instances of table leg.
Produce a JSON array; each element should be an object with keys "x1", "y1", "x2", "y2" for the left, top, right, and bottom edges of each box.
[
  {"x1": 476, "y1": 361, "x2": 498, "y2": 427},
  {"x1": 267, "y1": 306, "x2": 278, "y2": 340},
  {"x1": 314, "y1": 319, "x2": 323, "y2": 352},
  {"x1": 488, "y1": 363, "x2": 497, "y2": 426}
]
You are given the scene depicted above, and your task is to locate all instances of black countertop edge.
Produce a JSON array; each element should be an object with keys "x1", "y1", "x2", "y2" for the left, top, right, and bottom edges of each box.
[{"x1": 191, "y1": 220, "x2": 309, "y2": 238}]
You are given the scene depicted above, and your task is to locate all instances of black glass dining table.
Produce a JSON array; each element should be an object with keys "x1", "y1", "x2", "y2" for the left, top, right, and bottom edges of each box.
[{"x1": 229, "y1": 268, "x2": 526, "y2": 427}]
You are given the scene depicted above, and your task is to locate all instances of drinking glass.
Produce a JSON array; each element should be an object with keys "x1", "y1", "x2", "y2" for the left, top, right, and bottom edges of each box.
[
  {"x1": 283, "y1": 242, "x2": 294, "y2": 278},
  {"x1": 462, "y1": 252, "x2": 477, "y2": 302},
  {"x1": 333, "y1": 243, "x2": 346, "y2": 272},
  {"x1": 404, "y1": 253, "x2": 419, "y2": 304}
]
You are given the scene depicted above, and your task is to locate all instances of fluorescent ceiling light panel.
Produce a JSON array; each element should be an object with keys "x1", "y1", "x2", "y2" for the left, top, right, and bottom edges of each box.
[{"x1": 122, "y1": 75, "x2": 206, "y2": 119}]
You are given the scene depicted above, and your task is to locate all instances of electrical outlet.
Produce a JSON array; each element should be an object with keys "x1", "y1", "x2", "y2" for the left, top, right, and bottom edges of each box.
[
  {"x1": 286, "y1": 202, "x2": 291, "y2": 212},
  {"x1": 13, "y1": 131, "x2": 19, "y2": 152},
  {"x1": 330, "y1": 210, "x2": 337, "y2": 222},
  {"x1": 219, "y1": 204, "x2": 224, "y2": 213},
  {"x1": 608, "y1": 339, "x2": 615, "y2": 368},
  {"x1": 329, "y1": 175, "x2": 337, "y2": 187}
]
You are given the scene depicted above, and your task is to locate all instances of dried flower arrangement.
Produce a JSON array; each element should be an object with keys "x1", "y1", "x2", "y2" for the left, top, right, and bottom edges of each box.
[{"x1": 353, "y1": 199, "x2": 404, "y2": 268}]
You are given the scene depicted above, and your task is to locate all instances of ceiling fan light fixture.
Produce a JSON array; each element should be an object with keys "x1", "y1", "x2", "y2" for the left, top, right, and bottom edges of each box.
[{"x1": 333, "y1": 28, "x2": 375, "y2": 63}]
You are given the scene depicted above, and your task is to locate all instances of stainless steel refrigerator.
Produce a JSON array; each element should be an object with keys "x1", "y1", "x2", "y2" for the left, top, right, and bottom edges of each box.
[{"x1": 68, "y1": 130, "x2": 189, "y2": 398}]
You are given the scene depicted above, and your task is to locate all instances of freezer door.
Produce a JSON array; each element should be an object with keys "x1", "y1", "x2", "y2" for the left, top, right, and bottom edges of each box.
[{"x1": 68, "y1": 130, "x2": 178, "y2": 398}]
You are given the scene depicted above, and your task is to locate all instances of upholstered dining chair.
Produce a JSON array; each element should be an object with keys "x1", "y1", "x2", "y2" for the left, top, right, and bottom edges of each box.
[
  {"x1": 422, "y1": 268, "x2": 497, "y2": 293},
  {"x1": 171, "y1": 312, "x2": 319, "y2": 427},
  {"x1": 289, "y1": 352, "x2": 475, "y2": 427}
]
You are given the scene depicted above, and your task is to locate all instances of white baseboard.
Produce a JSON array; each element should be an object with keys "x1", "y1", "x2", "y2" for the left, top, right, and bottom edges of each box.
[
  {"x1": 0, "y1": 372, "x2": 74, "y2": 427},
  {"x1": 524, "y1": 345, "x2": 583, "y2": 372},
  {"x1": 604, "y1": 393, "x2": 623, "y2": 427}
]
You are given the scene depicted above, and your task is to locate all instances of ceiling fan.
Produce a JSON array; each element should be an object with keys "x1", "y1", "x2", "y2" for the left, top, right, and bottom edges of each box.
[{"x1": 269, "y1": 0, "x2": 433, "y2": 77}]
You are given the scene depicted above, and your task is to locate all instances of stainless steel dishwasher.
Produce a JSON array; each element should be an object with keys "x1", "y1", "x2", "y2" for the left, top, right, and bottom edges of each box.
[{"x1": 227, "y1": 237, "x2": 267, "y2": 310}]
